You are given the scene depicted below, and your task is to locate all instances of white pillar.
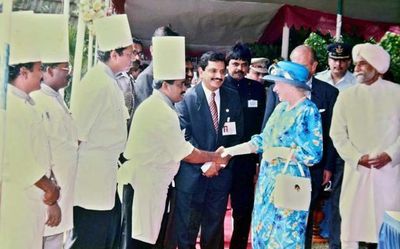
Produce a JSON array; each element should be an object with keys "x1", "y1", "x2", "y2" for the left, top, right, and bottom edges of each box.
[
  {"x1": 281, "y1": 23, "x2": 290, "y2": 60},
  {"x1": 70, "y1": 0, "x2": 86, "y2": 105},
  {"x1": 336, "y1": 14, "x2": 342, "y2": 42},
  {"x1": 0, "y1": 0, "x2": 13, "y2": 212},
  {"x1": 63, "y1": 0, "x2": 70, "y2": 16}
]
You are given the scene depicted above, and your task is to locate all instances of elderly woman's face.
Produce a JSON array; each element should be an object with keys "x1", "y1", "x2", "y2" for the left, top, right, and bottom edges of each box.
[{"x1": 273, "y1": 81, "x2": 298, "y2": 102}]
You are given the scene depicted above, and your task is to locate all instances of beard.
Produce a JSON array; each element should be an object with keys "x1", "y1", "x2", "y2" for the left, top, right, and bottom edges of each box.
[{"x1": 354, "y1": 71, "x2": 376, "y2": 84}]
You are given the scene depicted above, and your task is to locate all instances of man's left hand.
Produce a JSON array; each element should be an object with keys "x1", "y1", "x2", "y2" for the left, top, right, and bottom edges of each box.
[
  {"x1": 45, "y1": 203, "x2": 62, "y2": 227},
  {"x1": 368, "y1": 152, "x2": 392, "y2": 169}
]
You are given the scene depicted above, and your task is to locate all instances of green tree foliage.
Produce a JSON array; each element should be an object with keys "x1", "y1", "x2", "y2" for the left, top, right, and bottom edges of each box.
[{"x1": 380, "y1": 32, "x2": 400, "y2": 82}]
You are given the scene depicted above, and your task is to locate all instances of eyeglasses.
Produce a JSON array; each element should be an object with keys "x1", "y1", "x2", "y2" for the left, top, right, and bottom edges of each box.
[
  {"x1": 132, "y1": 50, "x2": 144, "y2": 59},
  {"x1": 59, "y1": 65, "x2": 73, "y2": 74},
  {"x1": 123, "y1": 51, "x2": 144, "y2": 60}
]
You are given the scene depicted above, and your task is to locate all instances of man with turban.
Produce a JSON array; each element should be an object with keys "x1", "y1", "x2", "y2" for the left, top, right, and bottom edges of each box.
[{"x1": 330, "y1": 43, "x2": 400, "y2": 249}]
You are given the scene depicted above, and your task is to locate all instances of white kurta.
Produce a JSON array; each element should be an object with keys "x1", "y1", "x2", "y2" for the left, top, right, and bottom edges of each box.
[
  {"x1": 31, "y1": 84, "x2": 79, "y2": 236},
  {"x1": 70, "y1": 62, "x2": 129, "y2": 210},
  {"x1": 0, "y1": 85, "x2": 50, "y2": 249},
  {"x1": 118, "y1": 90, "x2": 194, "y2": 244},
  {"x1": 330, "y1": 78, "x2": 400, "y2": 242}
]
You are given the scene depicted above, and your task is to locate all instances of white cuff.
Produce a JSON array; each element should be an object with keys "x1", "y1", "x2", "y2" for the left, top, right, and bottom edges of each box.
[
  {"x1": 222, "y1": 142, "x2": 255, "y2": 157},
  {"x1": 201, "y1": 162, "x2": 212, "y2": 172}
]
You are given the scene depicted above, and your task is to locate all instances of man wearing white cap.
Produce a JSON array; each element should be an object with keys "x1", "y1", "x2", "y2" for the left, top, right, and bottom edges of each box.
[
  {"x1": 246, "y1": 57, "x2": 269, "y2": 83},
  {"x1": 29, "y1": 15, "x2": 79, "y2": 249},
  {"x1": 0, "y1": 13, "x2": 60, "y2": 249},
  {"x1": 330, "y1": 43, "x2": 400, "y2": 249},
  {"x1": 134, "y1": 26, "x2": 180, "y2": 109},
  {"x1": 117, "y1": 37, "x2": 230, "y2": 249},
  {"x1": 67, "y1": 14, "x2": 133, "y2": 249}
]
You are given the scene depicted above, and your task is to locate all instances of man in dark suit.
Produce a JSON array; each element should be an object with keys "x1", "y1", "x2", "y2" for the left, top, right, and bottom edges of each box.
[
  {"x1": 174, "y1": 51, "x2": 244, "y2": 249},
  {"x1": 223, "y1": 43, "x2": 266, "y2": 249},
  {"x1": 261, "y1": 45, "x2": 339, "y2": 249}
]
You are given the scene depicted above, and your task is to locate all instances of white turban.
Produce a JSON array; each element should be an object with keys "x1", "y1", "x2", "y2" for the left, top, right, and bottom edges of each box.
[{"x1": 352, "y1": 43, "x2": 390, "y2": 74}]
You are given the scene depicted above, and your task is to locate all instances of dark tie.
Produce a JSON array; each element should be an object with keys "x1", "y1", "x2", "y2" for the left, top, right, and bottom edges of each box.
[{"x1": 209, "y1": 92, "x2": 219, "y2": 133}]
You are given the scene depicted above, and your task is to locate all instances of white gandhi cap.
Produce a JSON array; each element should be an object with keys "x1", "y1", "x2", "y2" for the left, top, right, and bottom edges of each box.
[
  {"x1": 152, "y1": 36, "x2": 185, "y2": 80},
  {"x1": 94, "y1": 14, "x2": 132, "y2": 51}
]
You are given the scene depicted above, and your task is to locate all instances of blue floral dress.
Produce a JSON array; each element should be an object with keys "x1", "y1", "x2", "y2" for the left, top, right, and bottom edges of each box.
[{"x1": 251, "y1": 99, "x2": 323, "y2": 249}]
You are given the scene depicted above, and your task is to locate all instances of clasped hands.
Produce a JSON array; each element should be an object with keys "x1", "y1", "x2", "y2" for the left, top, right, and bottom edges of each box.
[
  {"x1": 358, "y1": 152, "x2": 392, "y2": 169},
  {"x1": 203, "y1": 146, "x2": 231, "y2": 178}
]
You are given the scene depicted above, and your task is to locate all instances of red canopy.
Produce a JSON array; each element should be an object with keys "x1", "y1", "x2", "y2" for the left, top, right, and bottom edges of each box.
[{"x1": 259, "y1": 4, "x2": 400, "y2": 44}]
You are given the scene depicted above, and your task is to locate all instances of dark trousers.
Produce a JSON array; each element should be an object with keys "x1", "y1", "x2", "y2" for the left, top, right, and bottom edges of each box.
[
  {"x1": 329, "y1": 158, "x2": 344, "y2": 249},
  {"x1": 305, "y1": 167, "x2": 324, "y2": 249},
  {"x1": 131, "y1": 238, "x2": 154, "y2": 249},
  {"x1": 175, "y1": 188, "x2": 229, "y2": 249},
  {"x1": 121, "y1": 184, "x2": 177, "y2": 249},
  {"x1": 121, "y1": 184, "x2": 135, "y2": 249},
  {"x1": 65, "y1": 193, "x2": 121, "y2": 249},
  {"x1": 229, "y1": 158, "x2": 256, "y2": 249}
]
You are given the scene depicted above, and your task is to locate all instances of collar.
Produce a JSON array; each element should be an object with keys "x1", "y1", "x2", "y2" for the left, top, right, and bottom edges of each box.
[
  {"x1": 226, "y1": 74, "x2": 248, "y2": 87},
  {"x1": 40, "y1": 83, "x2": 60, "y2": 97},
  {"x1": 201, "y1": 82, "x2": 220, "y2": 101},
  {"x1": 153, "y1": 89, "x2": 175, "y2": 110},
  {"x1": 9, "y1": 84, "x2": 35, "y2": 105},
  {"x1": 116, "y1": 72, "x2": 132, "y2": 80},
  {"x1": 98, "y1": 61, "x2": 117, "y2": 79},
  {"x1": 306, "y1": 77, "x2": 313, "y2": 89}
]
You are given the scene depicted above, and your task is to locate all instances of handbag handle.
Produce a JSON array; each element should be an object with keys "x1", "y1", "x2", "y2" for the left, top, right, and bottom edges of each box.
[{"x1": 281, "y1": 149, "x2": 305, "y2": 177}]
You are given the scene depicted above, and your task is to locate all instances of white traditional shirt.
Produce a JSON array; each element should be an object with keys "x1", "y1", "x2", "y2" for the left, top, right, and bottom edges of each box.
[
  {"x1": 330, "y1": 78, "x2": 400, "y2": 242},
  {"x1": 316, "y1": 70, "x2": 357, "y2": 91},
  {"x1": 0, "y1": 85, "x2": 50, "y2": 249},
  {"x1": 118, "y1": 89, "x2": 194, "y2": 244},
  {"x1": 70, "y1": 61, "x2": 129, "y2": 210},
  {"x1": 31, "y1": 83, "x2": 79, "y2": 236}
]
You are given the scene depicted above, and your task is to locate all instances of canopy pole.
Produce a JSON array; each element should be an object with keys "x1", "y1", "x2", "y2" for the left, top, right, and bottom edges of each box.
[
  {"x1": 0, "y1": 0, "x2": 13, "y2": 216},
  {"x1": 70, "y1": 0, "x2": 86, "y2": 105},
  {"x1": 281, "y1": 23, "x2": 290, "y2": 60},
  {"x1": 336, "y1": 0, "x2": 343, "y2": 41},
  {"x1": 63, "y1": 0, "x2": 70, "y2": 16}
]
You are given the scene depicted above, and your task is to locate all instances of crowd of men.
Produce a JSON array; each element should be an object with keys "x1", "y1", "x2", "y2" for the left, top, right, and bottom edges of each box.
[{"x1": 0, "y1": 11, "x2": 399, "y2": 249}]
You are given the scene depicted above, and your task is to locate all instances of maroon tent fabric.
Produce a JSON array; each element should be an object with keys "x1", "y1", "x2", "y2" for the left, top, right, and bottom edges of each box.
[
  {"x1": 112, "y1": 0, "x2": 125, "y2": 14},
  {"x1": 259, "y1": 4, "x2": 400, "y2": 44}
]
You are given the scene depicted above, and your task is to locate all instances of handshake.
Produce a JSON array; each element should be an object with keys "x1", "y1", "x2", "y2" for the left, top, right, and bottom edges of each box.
[
  {"x1": 202, "y1": 142, "x2": 256, "y2": 178},
  {"x1": 202, "y1": 146, "x2": 231, "y2": 178}
]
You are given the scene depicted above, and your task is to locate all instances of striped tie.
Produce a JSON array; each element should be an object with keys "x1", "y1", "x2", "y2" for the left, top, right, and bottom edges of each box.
[{"x1": 209, "y1": 92, "x2": 219, "y2": 133}]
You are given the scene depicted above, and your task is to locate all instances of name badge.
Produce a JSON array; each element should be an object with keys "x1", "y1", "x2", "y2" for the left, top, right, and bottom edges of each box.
[
  {"x1": 248, "y1": 99, "x2": 258, "y2": 108},
  {"x1": 222, "y1": 121, "x2": 237, "y2": 136}
]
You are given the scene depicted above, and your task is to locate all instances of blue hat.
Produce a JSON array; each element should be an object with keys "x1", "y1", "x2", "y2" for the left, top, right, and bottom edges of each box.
[
  {"x1": 263, "y1": 61, "x2": 310, "y2": 91},
  {"x1": 327, "y1": 42, "x2": 351, "y2": 59}
]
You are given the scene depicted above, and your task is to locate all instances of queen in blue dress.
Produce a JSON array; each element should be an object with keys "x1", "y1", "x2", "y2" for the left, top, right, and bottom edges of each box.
[{"x1": 223, "y1": 61, "x2": 323, "y2": 249}]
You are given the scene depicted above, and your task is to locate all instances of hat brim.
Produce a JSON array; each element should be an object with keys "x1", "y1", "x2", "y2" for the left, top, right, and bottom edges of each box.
[
  {"x1": 250, "y1": 66, "x2": 268, "y2": 74},
  {"x1": 263, "y1": 75, "x2": 311, "y2": 91},
  {"x1": 329, "y1": 54, "x2": 350, "y2": 60}
]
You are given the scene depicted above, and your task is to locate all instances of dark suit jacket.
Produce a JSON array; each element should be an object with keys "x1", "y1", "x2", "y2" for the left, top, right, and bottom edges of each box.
[
  {"x1": 224, "y1": 76, "x2": 266, "y2": 176},
  {"x1": 261, "y1": 77, "x2": 339, "y2": 173},
  {"x1": 133, "y1": 62, "x2": 153, "y2": 109},
  {"x1": 174, "y1": 83, "x2": 244, "y2": 194}
]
